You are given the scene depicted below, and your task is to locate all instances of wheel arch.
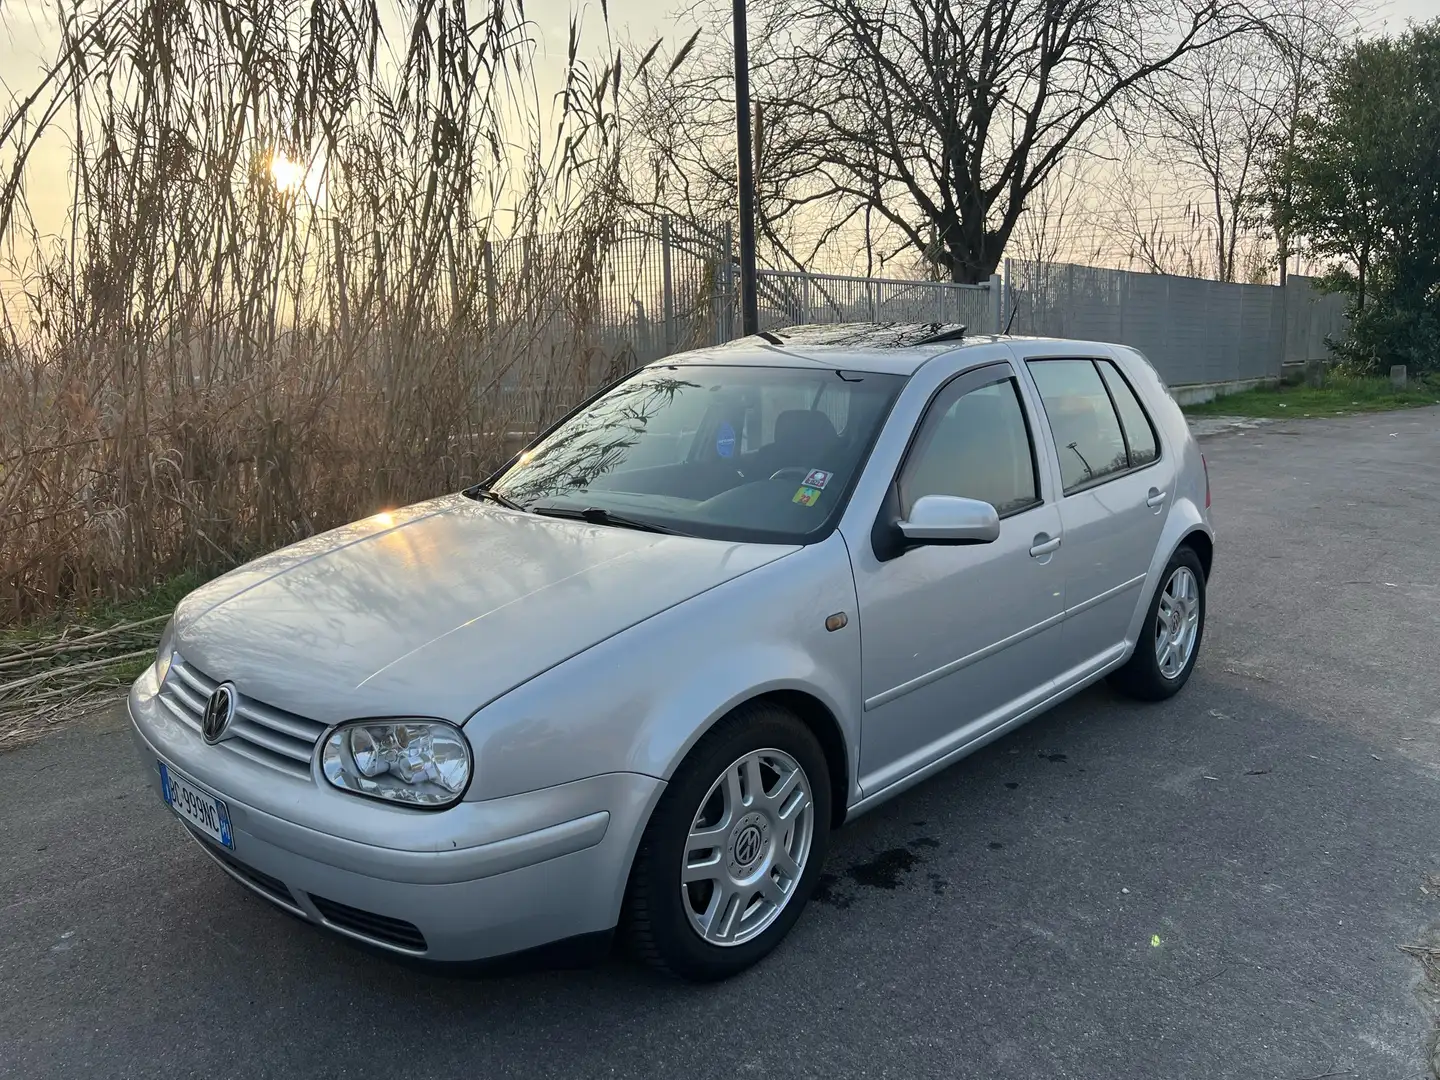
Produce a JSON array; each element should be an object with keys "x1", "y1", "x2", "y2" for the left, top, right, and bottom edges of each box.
[
  {"x1": 1123, "y1": 507, "x2": 1212, "y2": 657},
  {"x1": 752, "y1": 689, "x2": 851, "y2": 829},
  {"x1": 1178, "y1": 527, "x2": 1213, "y2": 581},
  {"x1": 619, "y1": 688, "x2": 849, "y2": 978}
]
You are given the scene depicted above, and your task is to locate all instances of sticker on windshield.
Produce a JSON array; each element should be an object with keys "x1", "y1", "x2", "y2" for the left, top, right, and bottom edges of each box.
[
  {"x1": 802, "y1": 468, "x2": 832, "y2": 490},
  {"x1": 716, "y1": 422, "x2": 736, "y2": 458},
  {"x1": 792, "y1": 485, "x2": 822, "y2": 506}
]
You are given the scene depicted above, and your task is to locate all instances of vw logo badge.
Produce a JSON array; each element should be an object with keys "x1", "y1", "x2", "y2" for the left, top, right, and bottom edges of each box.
[
  {"x1": 202, "y1": 683, "x2": 237, "y2": 744},
  {"x1": 733, "y1": 824, "x2": 764, "y2": 867}
]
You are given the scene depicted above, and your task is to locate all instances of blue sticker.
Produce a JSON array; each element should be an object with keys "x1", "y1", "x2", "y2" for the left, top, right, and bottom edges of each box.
[{"x1": 716, "y1": 422, "x2": 736, "y2": 458}]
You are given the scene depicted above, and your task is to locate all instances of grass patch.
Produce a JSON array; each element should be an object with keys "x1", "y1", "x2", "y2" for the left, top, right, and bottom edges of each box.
[
  {"x1": 0, "y1": 570, "x2": 205, "y2": 647},
  {"x1": 1183, "y1": 374, "x2": 1440, "y2": 418},
  {"x1": 0, "y1": 570, "x2": 209, "y2": 750}
]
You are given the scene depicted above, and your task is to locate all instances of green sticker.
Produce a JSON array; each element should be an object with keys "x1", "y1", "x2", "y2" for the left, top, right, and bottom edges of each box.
[{"x1": 793, "y1": 485, "x2": 822, "y2": 506}]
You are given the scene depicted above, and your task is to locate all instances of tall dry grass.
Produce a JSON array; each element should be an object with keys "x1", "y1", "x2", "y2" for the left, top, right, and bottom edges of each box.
[{"x1": 0, "y1": 0, "x2": 647, "y2": 624}]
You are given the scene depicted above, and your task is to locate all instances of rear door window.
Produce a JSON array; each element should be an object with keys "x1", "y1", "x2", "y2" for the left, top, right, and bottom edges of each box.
[{"x1": 1027, "y1": 359, "x2": 1130, "y2": 493}]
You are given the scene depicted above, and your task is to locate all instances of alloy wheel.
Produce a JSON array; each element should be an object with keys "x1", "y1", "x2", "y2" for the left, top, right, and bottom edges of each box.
[
  {"x1": 680, "y1": 748, "x2": 814, "y2": 946},
  {"x1": 1154, "y1": 565, "x2": 1201, "y2": 679}
]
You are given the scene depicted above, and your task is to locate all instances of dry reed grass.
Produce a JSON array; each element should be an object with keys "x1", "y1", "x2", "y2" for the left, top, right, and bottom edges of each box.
[
  {"x1": 0, "y1": 613, "x2": 167, "y2": 748},
  {"x1": 0, "y1": 0, "x2": 649, "y2": 625}
]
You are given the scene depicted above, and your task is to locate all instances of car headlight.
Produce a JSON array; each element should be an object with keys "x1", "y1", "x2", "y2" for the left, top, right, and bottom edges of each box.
[
  {"x1": 154, "y1": 619, "x2": 176, "y2": 686},
  {"x1": 321, "y1": 721, "x2": 471, "y2": 808}
]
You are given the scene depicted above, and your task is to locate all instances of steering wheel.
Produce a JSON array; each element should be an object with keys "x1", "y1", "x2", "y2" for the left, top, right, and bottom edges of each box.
[{"x1": 768, "y1": 467, "x2": 810, "y2": 481}]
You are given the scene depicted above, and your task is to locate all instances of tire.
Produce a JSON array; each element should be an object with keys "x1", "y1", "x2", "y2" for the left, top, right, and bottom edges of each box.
[
  {"x1": 1109, "y1": 544, "x2": 1207, "y2": 701},
  {"x1": 622, "y1": 700, "x2": 832, "y2": 981}
]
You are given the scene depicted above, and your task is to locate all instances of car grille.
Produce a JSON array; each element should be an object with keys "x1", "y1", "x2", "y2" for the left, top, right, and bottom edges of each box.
[
  {"x1": 309, "y1": 895, "x2": 428, "y2": 953},
  {"x1": 192, "y1": 837, "x2": 428, "y2": 954},
  {"x1": 159, "y1": 654, "x2": 328, "y2": 780},
  {"x1": 201, "y1": 841, "x2": 298, "y2": 908}
]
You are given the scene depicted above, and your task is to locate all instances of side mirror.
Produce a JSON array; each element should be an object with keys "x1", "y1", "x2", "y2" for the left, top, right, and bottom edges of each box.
[{"x1": 896, "y1": 495, "x2": 1000, "y2": 545}]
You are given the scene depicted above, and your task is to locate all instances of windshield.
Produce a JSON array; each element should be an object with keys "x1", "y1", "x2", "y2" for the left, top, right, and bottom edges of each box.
[{"x1": 491, "y1": 365, "x2": 906, "y2": 543}]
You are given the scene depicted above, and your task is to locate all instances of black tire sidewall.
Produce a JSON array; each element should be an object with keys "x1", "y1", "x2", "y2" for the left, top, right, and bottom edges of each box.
[
  {"x1": 1131, "y1": 545, "x2": 1207, "y2": 696},
  {"x1": 626, "y1": 703, "x2": 832, "y2": 980}
]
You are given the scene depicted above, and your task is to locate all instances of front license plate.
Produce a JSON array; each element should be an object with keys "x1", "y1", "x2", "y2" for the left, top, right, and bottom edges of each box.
[{"x1": 158, "y1": 761, "x2": 233, "y2": 850}]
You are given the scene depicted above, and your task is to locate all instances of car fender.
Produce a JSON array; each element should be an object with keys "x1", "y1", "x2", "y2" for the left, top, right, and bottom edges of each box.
[
  {"x1": 1125, "y1": 494, "x2": 1212, "y2": 650},
  {"x1": 460, "y1": 533, "x2": 863, "y2": 803}
]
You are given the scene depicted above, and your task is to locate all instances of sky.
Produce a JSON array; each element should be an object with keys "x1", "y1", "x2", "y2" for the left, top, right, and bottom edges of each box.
[
  {"x1": 521, "y1": 0, "x2": 1440, "y2": 81},
  {"x1": 0, "y1": 0, "x2": 1436, "y2": 278},
  {"x1": 1385, "y1": 0, "x2": 1440, "y2": 19},
  {"x1": 5, "y1": 0, "x2": 1435, "y2": 121}
]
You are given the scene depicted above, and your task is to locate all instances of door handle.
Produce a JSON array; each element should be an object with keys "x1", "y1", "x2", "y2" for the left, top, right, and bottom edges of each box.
[
  {"x1": 1029, "y1": 534, "x2": 1061, "y2": 558},
  {"x1": 1146, "y1": 488, "x2": 1168, "y2": 508}
]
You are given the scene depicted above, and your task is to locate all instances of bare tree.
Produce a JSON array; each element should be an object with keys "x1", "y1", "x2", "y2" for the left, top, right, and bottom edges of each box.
[
  {"x1": 1131, "y1": 0, "x2": 1371, "y2": 284},
  {"x1": 622, "y1": 0, "x2": 1253, "y2": 282},
  {"x1": 1010, "y1": 157, "x2": 1110, "y2": 270},
  {"x1": 619, "y1": 12, "x2": 874, "y2": 272},
  {"x1": 757, "y1": 0, "x2": 1249, "y2": 282},
  {"x1": 1107, "y1": 157, "x2": 1218, "y2": 277},
  {"x1": 1143, "y1": 37, "x2": 1285, "y2": 281}
]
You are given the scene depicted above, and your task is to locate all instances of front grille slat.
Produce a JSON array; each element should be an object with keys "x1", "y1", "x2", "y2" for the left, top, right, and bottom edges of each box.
[
  {"x1": 220, "y1": 734, "x2": 314, "y2": 779},
  {"x1": 195, "y1": 839, "x2": 428, "y2": 956},
  {"x1": 172, "y1": 662, "x2": 216, "y2": 697},
  {"x1": 158, "y1": 690, "x2": 202, "y2": 733},
  {"x1": 236, "y1": 700, "x2": 327, "y2": 743},
  {"x1": 168, "y1": 679, "x2": 208, "y2": 716},
  {"x1": 310, "y1": 894, "x2": 427, "y2": 952},
  {"x1": 228, "y1": 718, "x2": 314, "y2": 763},
  {"x1": 163, "y1": 655, "x2": 322, "y2": 779}
]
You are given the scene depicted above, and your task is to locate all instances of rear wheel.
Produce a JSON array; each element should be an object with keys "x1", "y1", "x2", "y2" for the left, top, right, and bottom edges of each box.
[
  {"x1": 623, "y1": 701, "x2": 831, "y2": 981},
  {"x1": 1109, "y1": 545, "x2": 1206, "y2": 701}
]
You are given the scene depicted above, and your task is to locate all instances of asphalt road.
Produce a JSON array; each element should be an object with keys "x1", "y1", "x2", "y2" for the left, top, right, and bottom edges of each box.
[{"x1": 4, "y1": 407, "x2": 1440, "y2": 1080}]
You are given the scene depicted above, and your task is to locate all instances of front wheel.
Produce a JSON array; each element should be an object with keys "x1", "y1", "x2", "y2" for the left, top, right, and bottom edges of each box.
[
  {"x1": 622, "y1": 701, "x2": 831, "y2": 981},
  {"x1": 1109, "y1": 545, "x2": 1207, "y2": 701}
]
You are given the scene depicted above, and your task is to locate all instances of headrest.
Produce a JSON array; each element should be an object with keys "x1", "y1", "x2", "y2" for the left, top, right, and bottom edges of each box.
[{"x1": 774, "y1": 409, "x2": 838, "y2": 448}]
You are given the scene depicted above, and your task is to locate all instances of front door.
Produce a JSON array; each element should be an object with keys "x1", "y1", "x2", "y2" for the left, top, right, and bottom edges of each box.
[{"x1": 849, "y1": 362, "x2": 1067, "y2": 798}]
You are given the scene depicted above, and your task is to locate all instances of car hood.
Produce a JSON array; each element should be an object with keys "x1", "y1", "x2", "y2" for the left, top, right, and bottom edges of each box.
[{"x1": 174, "y1": 495, "x2": 795, "y2": 725}]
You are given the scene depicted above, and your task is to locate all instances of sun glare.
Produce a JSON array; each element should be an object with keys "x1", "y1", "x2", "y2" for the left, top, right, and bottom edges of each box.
[{"x1": 269, "y1": 152, "x2": 306, "y2": 192}]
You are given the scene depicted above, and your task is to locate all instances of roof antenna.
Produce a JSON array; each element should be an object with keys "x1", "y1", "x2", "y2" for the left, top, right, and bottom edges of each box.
[{"x1": 1003, "y1": 298, "x2": 1019, "y2": 335}]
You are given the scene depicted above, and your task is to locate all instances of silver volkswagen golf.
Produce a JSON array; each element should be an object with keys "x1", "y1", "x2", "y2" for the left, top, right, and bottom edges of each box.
[{"x1": 129, "y1": 325, "x2": 1213, "y2": 980}]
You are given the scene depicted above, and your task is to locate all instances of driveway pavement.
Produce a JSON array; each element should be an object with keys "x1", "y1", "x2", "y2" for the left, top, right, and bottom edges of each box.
[{"x1": 3, "y1": 407, "x2": 1439, "y2": 1080}]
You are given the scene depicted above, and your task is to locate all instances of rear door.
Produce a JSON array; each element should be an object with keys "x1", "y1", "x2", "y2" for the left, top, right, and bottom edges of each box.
[{"x1": 1015, "y1": 346, "x2": 1171, "y2": 678}]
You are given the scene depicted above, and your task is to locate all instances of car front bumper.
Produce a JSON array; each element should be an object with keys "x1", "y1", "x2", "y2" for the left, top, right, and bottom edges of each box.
[{"x1": 127, "y1": 671, "x2": 664, "y2": 963}]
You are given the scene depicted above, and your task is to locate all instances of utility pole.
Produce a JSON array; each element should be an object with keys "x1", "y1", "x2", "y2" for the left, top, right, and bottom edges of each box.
[{"x1": 733, "y1": 0, "x2": 759, "y2": 337}]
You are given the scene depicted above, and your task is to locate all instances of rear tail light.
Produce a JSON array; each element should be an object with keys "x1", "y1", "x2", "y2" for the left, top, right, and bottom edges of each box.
[{"x1": 1201, "y1": 454, "x2": 1211, "y2": 508}]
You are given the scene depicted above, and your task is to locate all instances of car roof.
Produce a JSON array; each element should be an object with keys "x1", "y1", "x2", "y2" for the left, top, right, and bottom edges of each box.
[{"x1": 646, "y1": 324, "x2": 1097, "y2": 377}]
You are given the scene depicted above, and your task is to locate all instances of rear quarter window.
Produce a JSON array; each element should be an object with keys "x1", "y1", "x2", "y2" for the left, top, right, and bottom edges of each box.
[{"x1": 1098, "y1": 360, "x2": 1160, "y2": 467}]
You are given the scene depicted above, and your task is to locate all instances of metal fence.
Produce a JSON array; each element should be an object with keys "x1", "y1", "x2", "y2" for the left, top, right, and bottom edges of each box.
[
  {"x1": 1004, "y1": 259, "x2": 1349, "y2": 387},
  {"x1": 482, "y1": 217, "x2": 1001, "y2": 373},
  {"x1": 483, "y1": 216, "x2": 736, "y2": 371},
  {"x1": 757, "y1": 269, "x2": 997, "y2": 334},
  {"x1": 480, "y1": 220, "x2": 1351, "y2": 414},
  {"x1": 1282, "y1": 275, "x2": 1350, "y2": 367}
]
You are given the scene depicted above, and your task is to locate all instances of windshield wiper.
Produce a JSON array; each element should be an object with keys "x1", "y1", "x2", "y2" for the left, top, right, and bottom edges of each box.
[
  {"x1": 530, "y1": 504, "x2": 684, "y2": 535},
  {"x1": 464, "y1": 486, "x2": 528, "y2": 512}
]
